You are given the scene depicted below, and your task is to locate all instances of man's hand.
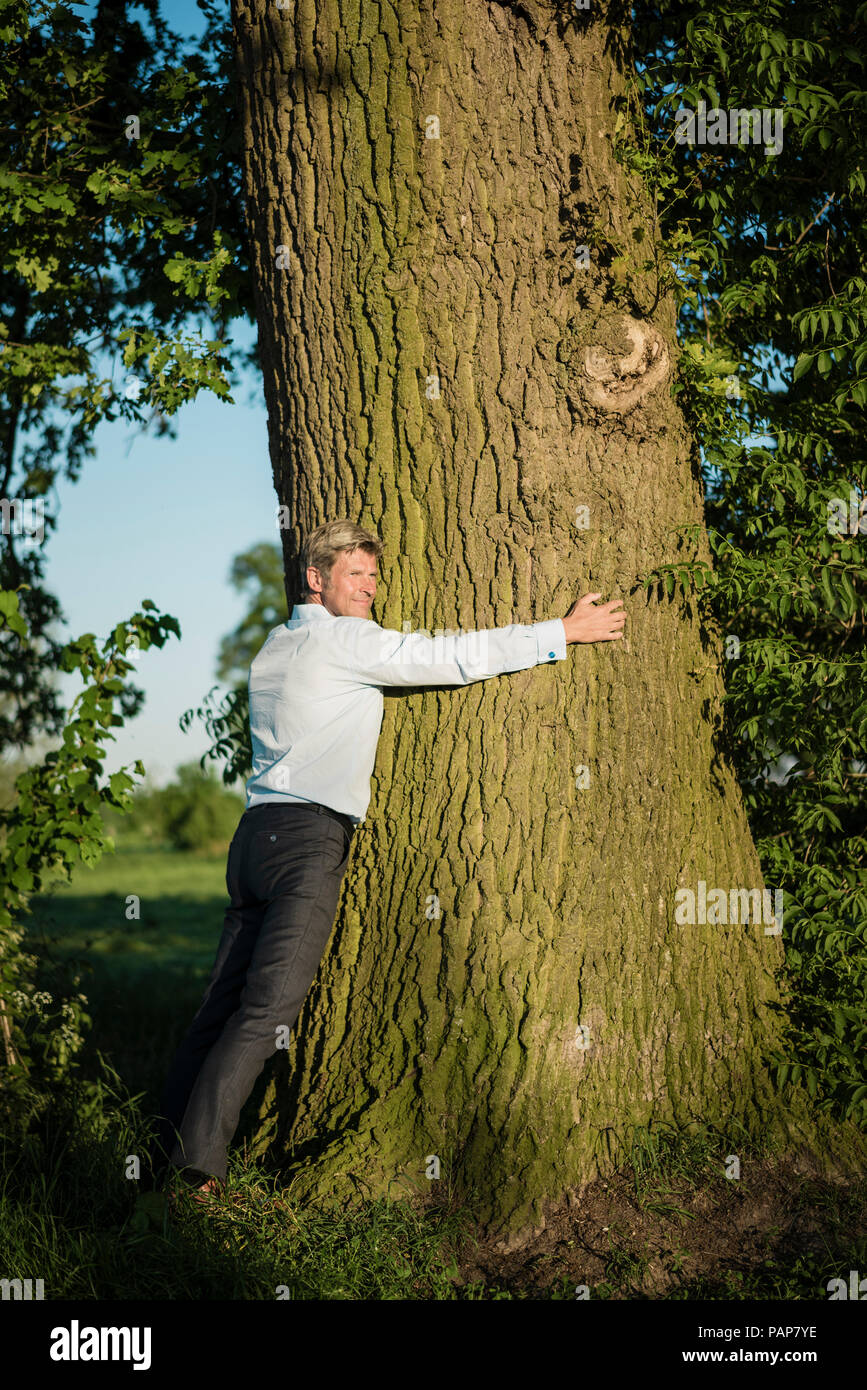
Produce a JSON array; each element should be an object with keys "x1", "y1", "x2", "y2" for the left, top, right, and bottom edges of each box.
[{"x1": 562, "y1": 593, "x2": 626, "y2": 644}]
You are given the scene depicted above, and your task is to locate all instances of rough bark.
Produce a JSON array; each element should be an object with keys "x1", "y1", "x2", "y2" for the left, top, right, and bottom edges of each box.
[{"x1": 229, "y1": 0, "x2": 851, "y2": 1247}]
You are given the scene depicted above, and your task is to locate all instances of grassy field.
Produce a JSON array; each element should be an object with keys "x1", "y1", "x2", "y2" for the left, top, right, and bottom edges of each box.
[
  {"x1": 2, "y1": 839, "x2": 865, "y2": 1300},
  {"x1": 25, "y1": 841, "x2": 230, "y2": 1105}
]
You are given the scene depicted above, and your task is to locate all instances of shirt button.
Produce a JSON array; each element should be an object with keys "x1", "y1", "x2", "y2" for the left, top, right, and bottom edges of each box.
[{"x1": 270, "y1": 834, "x2": 276, "y2": 842}]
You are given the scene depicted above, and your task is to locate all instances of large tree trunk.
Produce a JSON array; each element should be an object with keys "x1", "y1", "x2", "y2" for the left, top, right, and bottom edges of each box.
[{"x1": 228, "y1": 0, "x2": 829, "y2": 1247}]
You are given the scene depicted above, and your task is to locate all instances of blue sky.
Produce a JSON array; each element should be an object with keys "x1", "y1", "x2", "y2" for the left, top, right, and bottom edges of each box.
[
  {"x1": 25, "y1": 3, "x2": 270, "y2": 790},
  {"x1": 43, "y1": 330, "x2": 275, "y2": 788}
]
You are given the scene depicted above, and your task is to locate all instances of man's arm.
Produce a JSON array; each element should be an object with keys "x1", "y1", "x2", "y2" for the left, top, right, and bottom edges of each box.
[{"x1": 333, "y1": 594, "x2": 626, "y2": 689}]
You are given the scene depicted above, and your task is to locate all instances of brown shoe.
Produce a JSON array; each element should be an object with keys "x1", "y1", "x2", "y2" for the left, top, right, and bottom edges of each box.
[{"x1": 168, "y1": 1173, "x2": 224, "y2": 1208}]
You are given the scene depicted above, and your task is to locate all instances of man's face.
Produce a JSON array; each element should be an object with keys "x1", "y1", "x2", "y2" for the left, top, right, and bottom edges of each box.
[{"x1": 307, "y1": 548, "x2": 377, "y2": 618}]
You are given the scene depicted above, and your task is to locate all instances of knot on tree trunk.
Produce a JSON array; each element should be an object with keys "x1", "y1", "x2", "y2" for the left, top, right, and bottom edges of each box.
[{"x1": 581, "y1": 314, "x2": 669, "y2": 414}]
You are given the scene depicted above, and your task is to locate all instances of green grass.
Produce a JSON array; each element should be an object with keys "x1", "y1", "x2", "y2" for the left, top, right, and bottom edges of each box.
[
  {"x1": 30, "y1": 840, "x2": 228, "y2": 972},
  {"x1": 6, "y1": 841, "x2": 484, "y2": 1298},
  {"x1": 2, "y1": 840, "x2": 865, "y2": 1301},
  {"x1": 0, "y1": 1082, "x2": 478, "y2": 1299},
  {"x1": 25, "y1": 840, "x2": 230, "y2": 1101}
]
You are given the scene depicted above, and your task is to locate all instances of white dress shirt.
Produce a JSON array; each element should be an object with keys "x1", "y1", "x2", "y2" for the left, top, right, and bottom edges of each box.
[{"x1": 245, "y1": 603, "x2": 568, "y2": 824}]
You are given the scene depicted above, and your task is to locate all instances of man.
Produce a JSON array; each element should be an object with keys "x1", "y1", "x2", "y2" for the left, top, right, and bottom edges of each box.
[{"x1": 152, "y1": 519, "x2": 625, "y2": 1200}]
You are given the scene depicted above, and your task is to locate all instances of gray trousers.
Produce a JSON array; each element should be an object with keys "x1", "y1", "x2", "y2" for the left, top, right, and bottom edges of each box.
[{"x1": 154, "y1": 801, "x2": 355, "y2": 1183}]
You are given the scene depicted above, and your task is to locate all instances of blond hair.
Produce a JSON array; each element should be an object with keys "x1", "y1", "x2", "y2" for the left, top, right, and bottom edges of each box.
[{"x1": 300, "y1": 519, "x2": 383, "y2": 598}]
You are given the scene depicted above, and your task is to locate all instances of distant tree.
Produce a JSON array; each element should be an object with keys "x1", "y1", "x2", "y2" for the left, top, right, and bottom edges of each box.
[
  {"x1": 216, "y1": 542, "x2": 288, "y2": 685},
  {"x1": 0, "y1": 0, "x2": 253, "y2": 752},
  {"x1": 156, "y1": 761, "x2": 245, "y2": 854},
  {"x1": 178, "y1": 542, "x2": 287, "y2": 789}
]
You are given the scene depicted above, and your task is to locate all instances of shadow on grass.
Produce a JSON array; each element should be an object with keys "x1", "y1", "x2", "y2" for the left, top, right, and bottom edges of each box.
[{"x1": 12, "y1": 850, "x2": 867, "y2": 1301}]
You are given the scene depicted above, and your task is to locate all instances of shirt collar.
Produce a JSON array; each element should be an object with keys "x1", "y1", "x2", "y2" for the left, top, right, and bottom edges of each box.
[{"x1": 289, "y1": 602, "x2": 335, "y2": 623}]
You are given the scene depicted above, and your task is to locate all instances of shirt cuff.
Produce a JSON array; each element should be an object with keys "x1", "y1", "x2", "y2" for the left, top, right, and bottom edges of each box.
[{"x1": 534, "y1": 618, "x2": 567, "y2": 664}]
